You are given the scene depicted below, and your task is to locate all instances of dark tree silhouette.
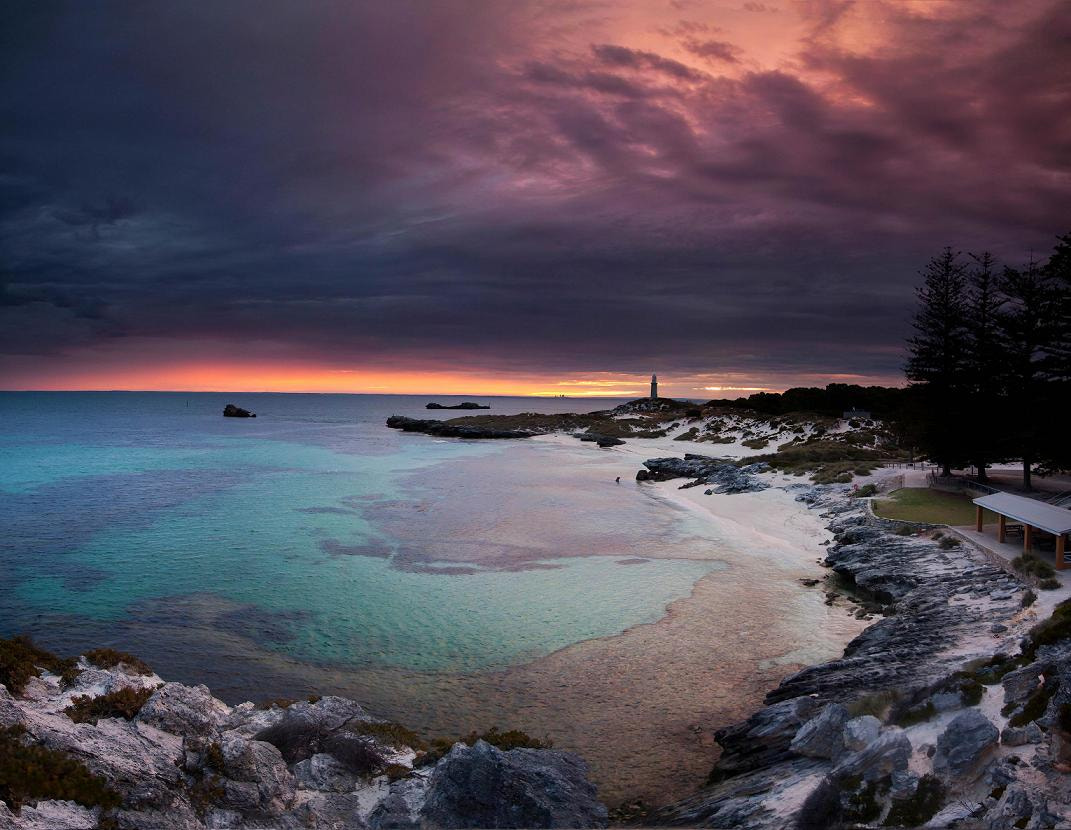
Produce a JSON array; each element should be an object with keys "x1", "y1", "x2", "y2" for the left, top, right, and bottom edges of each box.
[
  {"x1": 905, "y1": 248, "x2": 970, "y2": 476},
  {"x1": 998, "y1": 258, "x2": 1059, "y2": 490},
  {"x1": 963, "y1": 252, "x2": 1005, "y2": 481}
]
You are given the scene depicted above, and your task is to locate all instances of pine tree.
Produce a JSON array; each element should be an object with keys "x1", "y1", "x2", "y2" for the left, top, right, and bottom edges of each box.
[
  {"x1": 998, "y1": 258, "x2": 1059, "y2": 490},
  {"x1": 962, "y1": 252, "x2": 1005, "y2": 481},
  {"x1": 905, "y1": 248, "x2": 970, "y2": 476}
]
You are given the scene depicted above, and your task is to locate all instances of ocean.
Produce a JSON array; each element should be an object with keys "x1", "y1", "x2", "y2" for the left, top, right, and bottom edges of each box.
[{"x1": 0, "y1": 391, "x2": 861, "y2": 802}]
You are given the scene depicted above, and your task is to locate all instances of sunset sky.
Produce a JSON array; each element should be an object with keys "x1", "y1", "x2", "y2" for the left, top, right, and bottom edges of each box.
[{"x1": 2, "y1": 1, "x2": 1069, "y2": 397}]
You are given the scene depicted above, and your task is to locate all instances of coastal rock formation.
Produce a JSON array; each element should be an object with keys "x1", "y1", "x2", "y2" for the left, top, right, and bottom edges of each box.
[
  {"x1": 385, "y1": 415, "x2": 532, "y2": 440},
  {"x1": 636, "y1": 455, "x2": 769, "y2": 494},
  {"x1": 656, "y1": 487, "x2": 1071, "y2": 829},
  {"x1": 425, "y1": 402, "x2": 490, "y2": 410},
  {"x1": 577, "y1": 433, "x2": 626, "y2": 447},
  {"x1": 0, "y1": 658, "x2": 606, "y2": 829},
  {"x1": 223, "y1": 404, "x2": 255, "y2": 418}
]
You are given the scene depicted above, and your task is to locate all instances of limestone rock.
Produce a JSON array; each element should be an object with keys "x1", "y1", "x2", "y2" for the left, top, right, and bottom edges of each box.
[
  {"x1": 842, "y1": 715, "x2": 882, "y2": 752},
  {"x1": 293, "y1": 752, "x2": 358, "y2": 793},
  {"x1": 1001, "y1": 722, "x2": 1044, "y2": 747},
  {"x1": 832, "y1": 728, "x2": 911, "y2": 782},
  {"x1": 790, "y1": 703, "x2": 848, "y2": 760},
  {"x1": 1002, "y1": 662, "x2": 1044, "y2": 706},
  {"x1": 419, "y1": 740, "x2": 608, "y2": 828},
  {"x1": 934, "y1": 710, "x2": 998, "y2": 779},
  {"x1": 136, "y1": 682, "x2": 231, "y2": 738}
]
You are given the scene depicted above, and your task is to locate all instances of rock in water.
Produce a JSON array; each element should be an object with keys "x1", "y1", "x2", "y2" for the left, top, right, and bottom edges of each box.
[
  {"x1": 419, "y1": 740, "x2": 608, "y2": 828},
  {"x1": 934, "y1": 709, "x2": 998, "y2": 778},
  {"x1": 426, "y1": 402, "x2": 490, "y2": 409},
  {"x1": 386, "y1": 415, "x2": 532, "y2": 439},
  {"x1": 223, "y1": 404, "x2": 255, "y2": 418}
]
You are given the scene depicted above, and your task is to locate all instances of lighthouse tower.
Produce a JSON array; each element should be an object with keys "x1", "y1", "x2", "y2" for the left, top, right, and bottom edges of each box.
[{"x1": 650, "y1": 374, "x2": 658, "y2": 399}]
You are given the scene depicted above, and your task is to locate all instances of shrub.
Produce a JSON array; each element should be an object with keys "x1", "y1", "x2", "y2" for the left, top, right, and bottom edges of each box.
[
  {"x1": 892, "y1": 700, "x2": 936, "y2": 727},
  {"x1": 1025, "y1": 599, "x2": 1071, "y2": 659},
  {"x1": 350, "y1": 720, "x2": 426, "y2": 750},
  {"x1": 0, "y1": 725, "x2": 121, "y2": 814},
  {"x1": 894, "y1": 524, "x2": 915, "y2": 536},
  {"x1": 321, "y1": 733, "x2": 386, "y2": 776},
  {"x1": 256, "y1": 718, "x2": 388, "y2": 776},
  {"x1": 931, "y1": 531, "x2": 944, "y2": 540},
  {"x1": 0, "y1": 636, "x2": 78, "y2": 695},
  {"x1": 938, "y1": 536, "x2": 961, "y2": 549},
  {"x1": 83, "y1": 648, "x2": 152, "y2": 676},
  {"x1": 884, "y1": 774, "x2": 944, "y2": 827},
  {"x1": 1039, "y1": 578, "x2": 1061, "y2": 590},
  {"x1": 65, "y1": 686, "x2": 155, "y2": 724},
  {"x1": 742, "y1": 438, "x2": 769, "y2": 450},
  {"x1": 847, "y1": 689, "x2": 901, "y2": 720},
  {"x1": 1022, "y1": 589, "x2": 1037, "y2": 608},
  {"x1": 414, "y1": 727, "x2": 551, "y2": 768},
  {"x1": 853, "y1": 484, "x2": 878, "y2": 498},
  {"x1": 1012, "y1": 554, "x2": 1055, "y2": 579}
]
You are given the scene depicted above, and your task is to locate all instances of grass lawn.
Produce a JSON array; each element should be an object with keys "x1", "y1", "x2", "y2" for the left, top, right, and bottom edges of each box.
[{"x1": 872, "y1": 487, "x2": 995, "y2": 526}]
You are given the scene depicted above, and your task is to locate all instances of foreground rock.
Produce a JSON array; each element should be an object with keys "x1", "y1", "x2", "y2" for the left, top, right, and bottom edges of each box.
[
  {"x1": 425, "y1": 402, "x2": 490, "y2": 410},
  {"x1": 222, "y1": 404, "x2": 255, "y2": 418},
  {"x1": 636, "y1": 455, "x2": 769, "y2": 494},
  {"x1": 386, "y1": 415, "x2": 532, "y2": 440},
  {"x1": 657, "y1": 486, "x2": 1071, "y2": 829},
  {"x1": 0, "y1": 659, "x2": 606, "y2": 829}
]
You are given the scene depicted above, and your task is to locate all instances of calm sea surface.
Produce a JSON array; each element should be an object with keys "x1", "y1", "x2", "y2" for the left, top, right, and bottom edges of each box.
[
  {"x1": 1, "y1": 392, "x2": 724, "y2": 675},
  {"x1": 1, "y1": 392, "x2": 865, "y2": 803}
]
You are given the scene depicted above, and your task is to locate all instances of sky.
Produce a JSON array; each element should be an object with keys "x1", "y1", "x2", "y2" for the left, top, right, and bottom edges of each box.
[{"x1": 2, "y1": 0, "x2": 1069, "y2": 398}]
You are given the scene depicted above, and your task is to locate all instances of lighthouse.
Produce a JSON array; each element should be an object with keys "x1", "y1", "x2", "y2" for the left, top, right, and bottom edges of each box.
[{"x1": 650, "y1": 374, "x2": 658, "y2": 399}]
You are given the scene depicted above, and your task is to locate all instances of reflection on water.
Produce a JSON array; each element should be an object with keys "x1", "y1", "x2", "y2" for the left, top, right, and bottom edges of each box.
[{"x1": 0, "y1": 392, "x2": 864, "y2": 803}]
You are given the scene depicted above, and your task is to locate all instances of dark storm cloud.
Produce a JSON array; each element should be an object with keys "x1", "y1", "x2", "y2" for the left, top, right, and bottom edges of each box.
[{"x1": 1, "y1": 0, "x2": 1069, "y2": 385}]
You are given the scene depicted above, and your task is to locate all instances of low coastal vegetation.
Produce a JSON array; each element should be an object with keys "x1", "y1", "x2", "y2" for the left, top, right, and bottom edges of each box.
[
  {"x1": 0, "y1": 725, "x2": 120, "y2": 815},
  {"x1": 0, "y1": 635, "x2": 76, "y2": 694},
  {"x1": 83, "y1": 647, "x2": 153, "y2": 675},
  {"x1": 743, "y1": 440, "x2": 889, "y2": 484},
  {"x1": 65, "y1": 686, "x2": 155, "y2": 724}
]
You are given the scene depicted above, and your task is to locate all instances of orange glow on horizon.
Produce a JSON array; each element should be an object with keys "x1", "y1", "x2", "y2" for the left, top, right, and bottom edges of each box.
[{"x1": 1, "y1": 358, "x2": 904, "y2": 398}]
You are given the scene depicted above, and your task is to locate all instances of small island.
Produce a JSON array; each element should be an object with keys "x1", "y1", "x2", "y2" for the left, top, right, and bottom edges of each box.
[
  {"x1": 425, "y1": 402, "x2": 490, "y2": 410},
  {"x1": 223, "y1": 404, "x2": 256, "y2": 418}
]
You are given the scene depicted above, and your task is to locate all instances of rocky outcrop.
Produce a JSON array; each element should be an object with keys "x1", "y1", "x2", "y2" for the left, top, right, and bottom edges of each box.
[
  {"x1": 577, "y1": 433, "x2": 625, "y2": 447},
  {"x1": 222, "y1": 404, "x2": 255, "y2": 418},
  {"x1": 385, "y1": 415, "x2": 532, "y2": 440},
  {"x1": 425, "y1": 402, "x2": 490, "y2": 410},
  {"x1": 635, "y1": 455, "x2": 769, "y2": 494},
  {"x1": 416, "y1": 740, "x2": 607, "y2": 828},
  {"x1": 656, "y1": 487, "x2": 1071, "y2": 829},
  {"x1": 1, "y1": 659, "x2": 605, "y2": 829}
]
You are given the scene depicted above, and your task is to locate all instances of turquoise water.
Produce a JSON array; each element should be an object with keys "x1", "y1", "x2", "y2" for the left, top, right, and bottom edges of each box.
[{"x1": 1, "y1": 392, "x2": 724, "y2": 679}]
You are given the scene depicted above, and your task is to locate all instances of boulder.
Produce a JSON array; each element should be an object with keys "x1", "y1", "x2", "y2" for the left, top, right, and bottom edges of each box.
[
  {"x1": 1001, "y1": 662, "x2": 1044, "y2": 706},
  {"x1": 136, "y1": 682, "x2": 231, "y2": 738},
  {"x1": 293, "y1": 752, "x2": 358, "y2": 793},
  {"x1": 368, "y1": 775, "x2": 430, "y2": 830},
  {"x1": 832, "y1": 728, "x2": 911, "y2": 782},
  {"x1": 842, "y1": 715, "x2": 882, "y2": 752},
  {"x1": 1000, "y1": 722, "x2": 1043, "y2": 747},
  {"x1": 223, "y1": 404, "x2": 255, "y2": 418},
  {"x1": 419, "y1": 740, "x2": 607, "y2": 828},
  {"x1": 790, "y1": 703, "x2": 848, "y2": 760},
  {"x1": 2, "y1": 799, "x2": 98, "y2": 830},
  {"x1": 220, "y1": 735, "x2": 296, "y2": 813},
  {"x1": 934, "y1": 710, "x2": 998, "y2": 778}
]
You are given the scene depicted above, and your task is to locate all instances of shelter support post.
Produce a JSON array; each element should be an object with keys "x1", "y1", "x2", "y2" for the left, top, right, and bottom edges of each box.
[
  {"x1": 976, "y1": 505, "x2": 984, "y2": 532},
  {"x1": 1057, "y1": 534, "x2": 1066, "y2": 571},
  {"x1": 998, "y1": 515, "x2": 1006, "y2": 544},
  {"x1": 1024, "y1": 525, "x2": 1033, "y2": 553}
]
